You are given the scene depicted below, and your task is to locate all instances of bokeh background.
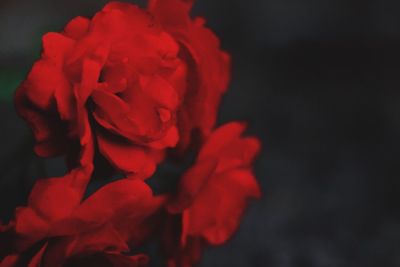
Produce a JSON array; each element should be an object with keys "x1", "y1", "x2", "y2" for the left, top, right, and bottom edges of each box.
[{"x1": 1, "y1": 0, "x2": 400, "y2": 266}]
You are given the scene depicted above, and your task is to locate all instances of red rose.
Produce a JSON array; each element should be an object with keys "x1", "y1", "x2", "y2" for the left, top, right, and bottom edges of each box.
[
  {"x1": 16, "y1": 0, "x2": 230, "y2": 180},
  {"x1": 1, "y1": 177, "x2": 164, "y2": 266},
  {"x1": 165, "y1": 122, "x2": 261, "y2": 266},
  {"x1": 7, "y1": 1, "x2": 261, "y2": 266}
]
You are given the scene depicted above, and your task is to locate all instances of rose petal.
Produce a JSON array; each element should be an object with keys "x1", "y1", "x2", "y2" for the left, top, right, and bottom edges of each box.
[
  {"x1": 148, "y1": 0, "x2": 193, "y2": 29},
  {"x1": 215, "y1": 137, "x2": 261, "y2": 173},
  {"x1": 27, "y1": 176, "x2": 81, "y2": 222},
  {"x1": 19, "y1": 60, "x2": 58, "y2": 110},
  {"x1": 74, "y1": 179, "x2": 152, "y2": 224},
  {"x1": 15, "y1": 208, "x2": 49, "y2": 239},
  {"x1": 69, "y1": 224, "x2": 128, "y2": 255},
  {"x1": 79, "y1": 58, "x2": 102, "y2": 102},
  {"x1": 167, "y1": 158, "x2": 217, "y2": 213},
  {"x1": 147, "y1": 126, "x2": 179, "y2": 149},
  {"x1": 63, "y1": 16, "x2": 90, "y2": 40},
  {"x1": 97, "y1": 132, "x2": 156, "y2": 178},
  {"x1": 140, "y1": 75, "x2": 179, "y2": 110},
  {"x1": 91, "y1": 89, "x2": 142, "y2": 139},
  {"x1": 42, "y1": 32, "x2": 75, "y2": 67},
  {"x1": 183, "y1": 169, "x2": 260, "y2": 245},
  {"x1": 197, "y1": 122, "x2": 247, "y2": 160}
]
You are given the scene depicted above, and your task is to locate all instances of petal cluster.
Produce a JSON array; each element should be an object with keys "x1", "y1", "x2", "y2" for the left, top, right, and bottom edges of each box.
[
  {"x1": 164, "y1": 123, "x2": 261, "y2": 266},
  {"x1": 2, "y1": 1, "x2": 260, "y2": 267}
]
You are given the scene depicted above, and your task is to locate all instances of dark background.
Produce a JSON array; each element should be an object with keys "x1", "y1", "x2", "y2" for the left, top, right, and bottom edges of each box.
[{"x1": 1, "y1": 0, "x2": 400, "y2": 266}]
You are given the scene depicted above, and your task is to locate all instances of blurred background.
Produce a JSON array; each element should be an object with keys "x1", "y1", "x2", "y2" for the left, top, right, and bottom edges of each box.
[{"x1": 1, "y1": 0, "x2": 400, "y2": 266}]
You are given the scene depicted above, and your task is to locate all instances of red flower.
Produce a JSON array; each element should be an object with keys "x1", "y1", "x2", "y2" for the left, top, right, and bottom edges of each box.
[
  {"x1": 8, "y1": 1, "x2": 260, "y2": 266},
  {"x1": 1, "y1": 177, "x2": 164, "y2": 266},
  {"x1": 15, "y1": 0, "x2": 230, "y2": 180},
  {"x1": 165, "y1": 122, "x2": 261, "y2": 266}
]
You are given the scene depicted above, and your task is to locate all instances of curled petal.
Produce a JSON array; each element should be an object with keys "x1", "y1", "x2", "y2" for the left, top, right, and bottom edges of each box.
[
  {"x1": 92, "y1": 89, "x2": 141, "y2": 139},
  {"x1": 147, "y1": 126, "x2": 179, "y2": 149}
]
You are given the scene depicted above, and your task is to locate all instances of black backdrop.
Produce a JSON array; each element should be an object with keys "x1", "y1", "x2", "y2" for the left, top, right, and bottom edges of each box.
[{"x1": 1, "y1": 0, "x2": 400, "y2": 266}]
